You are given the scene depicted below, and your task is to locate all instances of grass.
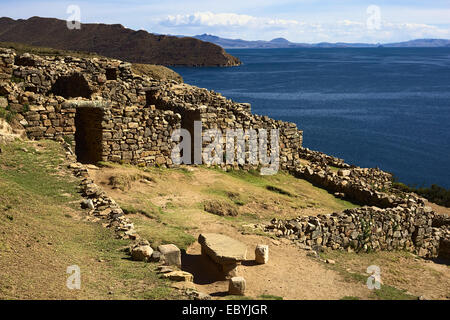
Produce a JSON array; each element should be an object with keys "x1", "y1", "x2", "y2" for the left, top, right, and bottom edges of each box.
[
  {"x1": 259, "y1": 294, "x2": 283, "y2": 300},
  {"x1": 223, "y1": 294, "x2": 283, "y2": 300},
  {"x1": 132, "y1": 63, "x2": 183, "y2": 83},
  {"x1": 0, "y1": 139, "x2": 183, "y2": 299},
  {"x1": 327, "y1": 166, "x2": 341, "y2": 173},
  {"x1": 0, "y1": 105, "x2": 17, "y2": 123},
  {"x1": 224, "y1": 295, "x2": 253, "y2": 300},
  {"x1": 0, "y1": 141, "x2": 79, "y2": 203},
  {"x1": 265, "y1": 185, "x2": 294, "y2": 197},
  {"x1": 211, "y1": 167, "x2": 359, "y2": 213},
  {"x1": 128, "y1": 214, "x2": 196, "y2": 251},
  {"x1": 315, "y1": 249, "x2": 445, "y2": 300},
  {"x1": 326, "y1": 262, "x2": 416, "y2": 300}
]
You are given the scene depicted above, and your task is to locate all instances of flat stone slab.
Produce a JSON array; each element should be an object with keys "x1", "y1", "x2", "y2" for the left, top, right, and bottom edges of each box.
[{"x1": 198, "y1": 233, "x2": 247, "y2": 265}]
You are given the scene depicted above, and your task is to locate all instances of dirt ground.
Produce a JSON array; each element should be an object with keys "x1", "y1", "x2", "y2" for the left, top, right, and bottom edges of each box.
[
  {"x1": 182, "y1": 223, "x2": 372, "y2": 300},
  {"x1": 88, "y1": 163, "x2": 450, "y2": 300}
]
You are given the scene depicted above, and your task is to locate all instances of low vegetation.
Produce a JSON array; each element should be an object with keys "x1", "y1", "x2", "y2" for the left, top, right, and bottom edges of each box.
[
  {"x1": 319, "y1": 249, "x2": 449, "y2": 300},
  {"x1": 0, "y1": 140, "x2": 183, "y2": 299},
  {"x1": 0, "y1": 104, "x2": 16, "y2": 123},
  {"x1": 132, "y1": 63, "x2": 183, "y2": 83},
  {"x1": 393, "y1": 181, "x2": 450, "y2": 208},
  {"x1": 1, "y1": 139, "x2": 448, "y2": 299}
]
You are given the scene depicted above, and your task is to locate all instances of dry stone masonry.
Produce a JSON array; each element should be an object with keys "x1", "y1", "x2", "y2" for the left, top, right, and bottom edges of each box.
[
  {"x1": 1, "y1": 46, "x2": 449, "y2": 261},
  {"x1": 0, "y1": 47, "x2": 302, "y2": 171}
]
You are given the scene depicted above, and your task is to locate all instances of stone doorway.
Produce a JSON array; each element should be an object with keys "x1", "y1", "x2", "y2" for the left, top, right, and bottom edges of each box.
[
  {"x1": 180, "y1": 109, "x2": 201, "y2": 164},
  {"x1": 75, "y1": 107, "x2": 104, "y2": 164},
  {"x1": 51, "y1": 73, "x2": 92, "y2": 98}
]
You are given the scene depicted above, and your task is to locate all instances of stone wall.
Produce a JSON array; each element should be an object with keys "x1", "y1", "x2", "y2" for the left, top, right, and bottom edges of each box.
[
  {"x1": 144, "y1": 83, "x2": 303, "y2": 171},
  {"x1": 266, "y1": 200, "x2": 448, "y2": 259},
  {"x1": 0, "y1": 48, "x2": 15, "y2": 80},
  {"x1": 0, "y1": 47, "x2": 304, "y2": 170},
  {"x1": 292, "y1": 165, "x2": 403, "y2": 208}
]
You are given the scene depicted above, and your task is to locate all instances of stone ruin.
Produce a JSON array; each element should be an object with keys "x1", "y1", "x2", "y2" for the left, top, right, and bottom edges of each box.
[
  {"x1": 0, "y1": 47, "x2": 302, "y2": 170},
  {"x1": 1, "y1": 46, "x2": 449, "y2": 261}
]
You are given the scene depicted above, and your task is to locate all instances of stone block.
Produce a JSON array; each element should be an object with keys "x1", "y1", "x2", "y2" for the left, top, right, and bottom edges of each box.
[
  {"x1": 158, "y1": 244, "x2": 181, "y2": 267},
  {"x1": 255, "y1": 244, "x2": 269, "y2": 264},
  {"x1": 228, "y1": 277, "x2": 246, "y2": 296}
]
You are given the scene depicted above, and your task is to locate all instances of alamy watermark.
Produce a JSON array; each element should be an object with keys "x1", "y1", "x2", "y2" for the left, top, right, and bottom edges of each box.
[
  {"x1": 66, "y1": 265, "x2": 81, "y2": 290},
  {"x1": 366, "y1": 265, "x2": 382, "y2": 290},
  {"x1": 66, "y1": 5, "x2": 81, "y2": 30},
  {"x1": 366, "y1": 5, "x2": 381, "y2": 30},
  {"x1": 171, "y1": 121, "x2": 280, "y2": 175}
]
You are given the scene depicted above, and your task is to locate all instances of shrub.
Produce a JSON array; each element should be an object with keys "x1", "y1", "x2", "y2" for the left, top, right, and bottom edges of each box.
[
  {"x1": 5, "y1": 111, "x2": 15, "y2": 123},
  {"x1": 0, "y1": 106, "x2": 16, "y2": 123},
  {"x1": 392, "y1": 181, "x2": 450, "y2": 208},
  {"x1": 62, "y1": 135, "x2": 73, "y2": 145},
  {"x1": 0, "y1": 108, "x2": 6, "y2": 119},
  {"x1": 10, "y1": 76, "x2": 24, "y2": 83}
]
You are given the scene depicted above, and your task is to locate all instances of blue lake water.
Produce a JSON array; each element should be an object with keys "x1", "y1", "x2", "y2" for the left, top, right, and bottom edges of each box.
[{"x1": 172, "y1": 48, "x2": 450, "y2": 188}]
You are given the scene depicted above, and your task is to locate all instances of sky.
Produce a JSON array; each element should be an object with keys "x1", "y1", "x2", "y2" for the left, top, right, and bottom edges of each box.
[{"x1": 1, "y1": 0, "x2": 450, "y2": 43}]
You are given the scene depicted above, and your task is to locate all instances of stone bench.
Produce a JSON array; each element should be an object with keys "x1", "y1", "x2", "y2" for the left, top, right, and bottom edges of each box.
[{"x1": 198, "y1": 233, "x2": 247, "y2": 279}]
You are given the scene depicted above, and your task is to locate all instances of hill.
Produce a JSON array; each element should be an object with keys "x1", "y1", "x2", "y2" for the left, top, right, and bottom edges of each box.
[
  {"x1": 192, "y1": 34, "x2": 450, "y2": 49},
  {"x1": 0, "y1": 17, "x2": 241, "y2": 66}
]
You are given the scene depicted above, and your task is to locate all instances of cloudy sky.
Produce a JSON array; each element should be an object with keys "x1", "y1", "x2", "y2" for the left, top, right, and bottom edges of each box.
[{"x1": 2, "y1": 0, "x2": 450, "y2": 43}]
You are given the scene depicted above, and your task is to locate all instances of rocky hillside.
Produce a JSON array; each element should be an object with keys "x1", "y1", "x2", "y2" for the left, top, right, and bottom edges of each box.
[{"x1": 0, "y1": 17, "x2": 241, "y2": 67}]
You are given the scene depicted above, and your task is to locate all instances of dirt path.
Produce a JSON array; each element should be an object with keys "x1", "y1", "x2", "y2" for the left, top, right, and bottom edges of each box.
[{"x1": 182, "y1": 220, "x2": 371, "y2": 300}]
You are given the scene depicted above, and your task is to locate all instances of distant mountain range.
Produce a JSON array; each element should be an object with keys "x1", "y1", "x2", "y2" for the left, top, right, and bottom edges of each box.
[
  {"x1": 192, "y1": 34, "x2": 450, "y2": 49},
  {"x1": 0, "y1": 17, "x2": 241, "y2": 66}
]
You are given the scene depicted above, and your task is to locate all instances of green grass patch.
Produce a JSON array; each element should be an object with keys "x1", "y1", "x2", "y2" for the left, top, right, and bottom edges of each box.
[
  {"x1": 0, "y1": 141, "x2": 79, "y2": 204},
  {"x1": 131, "y1": 214, "x2": 196, "y2": 251},
  {"x1": 225, "y1": 295, "x2": 253, "y2": 300},
  {"x1": 259, "y1": 294, "x2": 283, "y2": 300},
  {"x1": 371, "y1": 285, "x2": 416, "y2": 300},
  {"x1": 265, "y1": 185, "x2": 294, "y2": 197},
  {"x1": 0, "y1": 139, "x2": 183, "y2": 299}
]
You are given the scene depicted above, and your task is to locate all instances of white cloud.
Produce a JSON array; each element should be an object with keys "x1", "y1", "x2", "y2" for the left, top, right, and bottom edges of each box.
[
  {"x1": 161, "y1": 11, "x2": 299, "y2": 28},
  {"x1": 157, "y1": 11, "x2": 450, "y2": 43}
]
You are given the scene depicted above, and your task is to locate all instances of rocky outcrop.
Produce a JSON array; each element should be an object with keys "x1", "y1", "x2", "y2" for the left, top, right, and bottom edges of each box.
[
  {"x1": 0, "y1": 17, "x2": 241, "y2": 67},
  {"x1": 298, "y1": 147, "x2": 350, "y2": 168}
]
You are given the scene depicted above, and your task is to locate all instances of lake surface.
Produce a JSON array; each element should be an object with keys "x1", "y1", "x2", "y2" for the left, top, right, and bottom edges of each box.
[{"x1": 172, "y1": 48, "x2": 450, "y2": 188}]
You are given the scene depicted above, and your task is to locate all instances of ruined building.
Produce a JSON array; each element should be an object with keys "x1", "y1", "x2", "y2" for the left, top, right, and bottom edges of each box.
[
  {"x1": 0, "y1": 47, "x2": 302, "y2": 170},
  {"x1": 1, "y1": 47, "x2": 449, "y2": 259}
]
